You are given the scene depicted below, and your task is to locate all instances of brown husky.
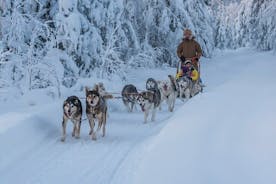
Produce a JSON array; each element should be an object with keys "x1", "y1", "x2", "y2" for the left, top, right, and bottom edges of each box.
[{"x1": 85, "y1": 85, "x2": 112, "y2": 140}]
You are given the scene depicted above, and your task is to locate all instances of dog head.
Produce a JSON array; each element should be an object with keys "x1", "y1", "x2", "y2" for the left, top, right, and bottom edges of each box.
[
  {"x1": 85, "y1": 87, "x2": 100, "y2": 107},
  {"x1": 63, "y1": 96, "x2": 80, "y2": 118},
  {"x1": 136, "y1": 91, "x2": 154, "y2": 112},
  {"x1": 146, "y1": 78, "x2": 158, "y2": 91},
  {"x1": 177, "y1": 77, "x2": 190, "y2": 90},
  {"x1": 158, "y1": 80, "x2": 171, "y2": 92}
]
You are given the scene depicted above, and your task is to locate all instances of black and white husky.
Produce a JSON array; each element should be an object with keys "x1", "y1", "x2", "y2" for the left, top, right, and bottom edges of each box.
[
  {"x1": 177, "y1": 76, "x2": 193, "y2": 101},
  {"x1": 157, "y1": 75, "x2": 178, "y2": 112},
  {"x1": 121, "y1": 84, "x2": 138, "y2": 112},
  {"x1": 61, "y1": 96, "x2": 82, "y2": 142},
  {"x1": 177, "y1": 76, "x2": 203, "y2": 101},
  {"x1": 136, "y1": 78, "x2": 161, "y2": 123}
]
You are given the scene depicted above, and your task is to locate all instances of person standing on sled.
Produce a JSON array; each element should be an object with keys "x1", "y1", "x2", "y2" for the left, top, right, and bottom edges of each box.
[{"x1": 176, "y1": 29, "x2": 203, "y2": 85}]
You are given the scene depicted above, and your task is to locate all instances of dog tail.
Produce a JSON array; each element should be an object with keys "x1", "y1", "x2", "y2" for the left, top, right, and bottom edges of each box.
[
  {"x1": 103, "y1": 94, "x2": 113, "y2": 99},
  {"x1": 168, "y1": 75, "x2": 178, "y2": 92}
]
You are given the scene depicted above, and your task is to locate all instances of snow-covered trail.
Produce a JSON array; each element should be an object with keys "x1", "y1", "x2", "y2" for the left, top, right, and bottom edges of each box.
[
  {"x1": 132, "y1": 49, "x2": 276, "y2": 184},
  {"x1": 0, "y1": 67, "x2": 179, "y2": 184},
  {"x1": 0, "y1": 109, "x2": 172, "y2": 184},
  {"x1": 0, "y1": 48, "x2": 275, "y2": 184}
]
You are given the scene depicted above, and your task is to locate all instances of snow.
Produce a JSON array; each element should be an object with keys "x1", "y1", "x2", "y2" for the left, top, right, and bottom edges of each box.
[
  {"x1": 131, "y1": 48, "x2": 276, "y2": 184},
  {"x1": 0, "y1": 64, "x2": 178, "y2": 184},
  {"x1": 0, "y1": 48, "x2": 276, "y2": 184}
]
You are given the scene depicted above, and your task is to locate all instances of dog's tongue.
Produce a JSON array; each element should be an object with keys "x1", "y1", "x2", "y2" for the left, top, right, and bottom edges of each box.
[
  {"x1": 164, "y1": 84, "x2": 168, "y2": 91},
  {"x1": 67, "y1": 111, "x2": 72, "y2": 117}
]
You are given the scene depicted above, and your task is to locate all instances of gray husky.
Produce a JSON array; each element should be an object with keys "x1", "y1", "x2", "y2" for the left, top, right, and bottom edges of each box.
[
  {"x1": 136, "y1": 78, "x2": 161, "y2": 123},
  {"x1": 61, "y1": 96, "x2": 82, "y2": 142},
  {"x1": 121, "y1": 84, "x2": 138, "y2": 112}
]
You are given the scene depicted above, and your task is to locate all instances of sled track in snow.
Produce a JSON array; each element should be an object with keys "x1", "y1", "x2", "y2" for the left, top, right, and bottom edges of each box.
[{"x1": 0, "y1": 97, "x2": 183, "y2": 184}]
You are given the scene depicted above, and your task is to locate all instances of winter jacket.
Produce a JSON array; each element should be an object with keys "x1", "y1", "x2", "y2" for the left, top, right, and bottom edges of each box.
[{"x1": 177, "y1": 38, "x2": 202, "y2": 59}]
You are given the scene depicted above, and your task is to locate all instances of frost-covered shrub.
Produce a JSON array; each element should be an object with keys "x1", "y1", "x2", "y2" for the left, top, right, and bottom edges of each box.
[{"x1": 215, "y1": 0, "x2": 276, "y2": 51}]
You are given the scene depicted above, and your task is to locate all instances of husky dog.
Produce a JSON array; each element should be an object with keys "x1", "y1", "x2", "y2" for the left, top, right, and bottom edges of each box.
[
  {"x1": 177, "y1": 76, "x2": 203, "y2": 100},
  {"x1": 136, "y1": 78, "x2": 161, "y2": 123},
  {"x1": 192, "y1": 81, "x2": 203, "y2": 96},
  {"x1": 61, "y1": 96, "x2": 82, "y2": 142},
  {"x1": 157, "y1": 75, "x2": 178, "y2": 112},
  {"x1": 121, "y1": 84, "x2": 138, "y2": 112},
  {"x1": 85, "y1": 86, "x2": 109, "y2": 140},
  {"x1": 177, "y1": 76, "x2": 193, "y2": 101},
  {"x1": 93, "y1": 82, "x2": 113, "y2": 99}
]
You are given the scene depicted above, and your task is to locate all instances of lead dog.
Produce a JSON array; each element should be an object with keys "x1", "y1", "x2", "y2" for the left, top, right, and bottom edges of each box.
[
  {"x1": 157, "y1": 75, "x2": 178, "y2": 112},
  {"x1": 61, "y1": 96, "x2": 82, "y2": 142},
  {"x1": 121, "y1": 84, "x2": 138, "y2": 112},
  {"x1": 136, "y1": 78, "x2": 161, "y2": 123},
  {"x1": 85, "y1": 84, "x2": 112, "y2": 140}
]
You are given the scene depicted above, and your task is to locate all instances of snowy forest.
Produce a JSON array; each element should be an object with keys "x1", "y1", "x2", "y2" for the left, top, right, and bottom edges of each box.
[{"x1": 0, "y1": 0, "x2": 275, "y2": 99}]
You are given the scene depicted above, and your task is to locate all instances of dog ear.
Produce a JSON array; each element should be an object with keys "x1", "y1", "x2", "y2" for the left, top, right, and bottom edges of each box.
[
  {"x1": 74, "y1": 99, "x2": 79, "y2": 105},
  {"x1": 85, "y1": 86, "x2": 89, "y2": 96}
]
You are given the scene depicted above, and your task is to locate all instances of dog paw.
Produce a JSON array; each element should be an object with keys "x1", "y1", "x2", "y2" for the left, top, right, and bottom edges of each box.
[
  {"x1": 92, "y1": 133, "x2": 97, "y2": 140},
  {"x1": 75, "y1": 135, "x2": 80, "y2": 139},
  {"x1": 89, "y1": 130, "x2": 92, "y2": 135},
  {"x1": 61, "y1": 137, "x2": 65, "y2": 142}
]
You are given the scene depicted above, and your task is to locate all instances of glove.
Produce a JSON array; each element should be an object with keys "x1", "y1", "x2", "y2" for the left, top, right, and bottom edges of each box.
[{"x1": 180, "y1": 56, "x2": 185, "y2": 62}]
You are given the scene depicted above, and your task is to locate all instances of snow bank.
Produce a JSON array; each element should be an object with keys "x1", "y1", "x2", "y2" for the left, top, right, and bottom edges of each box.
[
  {"x1": 132, "y1": 49, "x2": 276, "y2": 184},
  {"x1": 0, "y1": 49, "x2": 275, "y2": 184}
]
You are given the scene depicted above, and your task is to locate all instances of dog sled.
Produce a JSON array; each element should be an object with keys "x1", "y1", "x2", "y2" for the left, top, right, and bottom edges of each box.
[{"x1": 175, "y1": 57, "x2": 204, "y2": 100}]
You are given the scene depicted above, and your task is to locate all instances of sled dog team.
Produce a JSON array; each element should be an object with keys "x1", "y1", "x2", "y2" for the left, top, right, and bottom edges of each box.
[{"x1": 61, "y1": 75, "x2": 203, "y2": 142}]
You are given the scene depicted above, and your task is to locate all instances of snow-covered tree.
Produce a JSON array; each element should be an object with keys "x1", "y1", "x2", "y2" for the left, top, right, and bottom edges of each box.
[{"x1": 0, "y1": 0, "x2": 275, "y2": 99}]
